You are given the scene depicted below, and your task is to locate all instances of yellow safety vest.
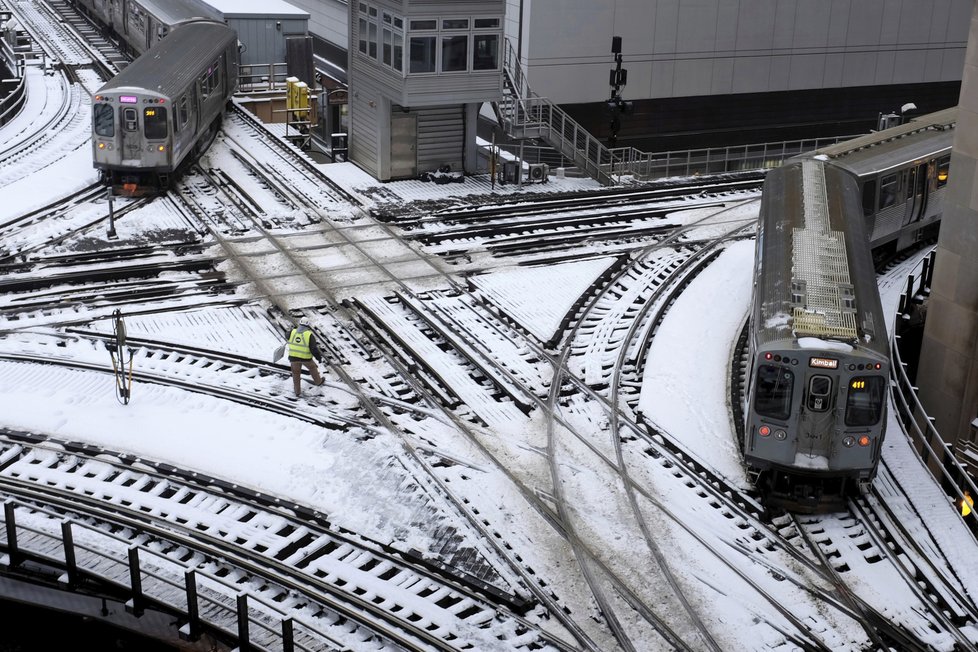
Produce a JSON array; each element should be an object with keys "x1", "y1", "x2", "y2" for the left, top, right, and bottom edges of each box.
[
  {"x1": 962, "y1": 493, "x2": 973, "y2": 518},
  {"x1": 288, "y1": 328, "x2": 312, "y2": 359}
]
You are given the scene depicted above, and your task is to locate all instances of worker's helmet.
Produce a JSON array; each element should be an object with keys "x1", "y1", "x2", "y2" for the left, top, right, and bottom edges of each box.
[{"x1": 299, "y1": 317, "x2": 310, "y2": 326}]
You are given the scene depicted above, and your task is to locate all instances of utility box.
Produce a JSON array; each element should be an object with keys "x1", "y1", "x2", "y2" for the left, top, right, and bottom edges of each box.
[{"x1": 499, "y1": 160, "x2": 519, "y2": 184}]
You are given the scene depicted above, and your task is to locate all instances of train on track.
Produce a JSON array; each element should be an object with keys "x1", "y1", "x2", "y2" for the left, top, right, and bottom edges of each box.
[
  {"x1": 72, "y1": 0, "x2": 220, "y2": 57},
  {"x1": 742, "y1": 107, "x2": 955, "y2": 511},
  {"x1": 79, "y1": 0, "x2": 238, "y2": 195}
]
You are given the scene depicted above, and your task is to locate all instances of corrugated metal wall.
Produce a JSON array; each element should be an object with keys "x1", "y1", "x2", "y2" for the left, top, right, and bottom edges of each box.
[{"x1": 415, "y1": 106, "x2": 464, "y2": 174}]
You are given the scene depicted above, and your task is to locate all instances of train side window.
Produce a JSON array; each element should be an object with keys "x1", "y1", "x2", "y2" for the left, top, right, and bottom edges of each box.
[
  {"x1": 143, "y1": 106, "x2": 167, "y2": 139},
  {"x1": 861, "y1": 179, "x2": 877, "y2": 216},
  {"x1": 806, "y1": 375, "x2": 832, "y2": 412},
  {"x1": 845, "y1": 376, "x2": 885, "y2": 426},
  {"x1": 94, "y1": 104, "x2": 115, "y2": 137},
  {"x1": 178, "y1": 96, "x2": 189, "y2": 127},
  {"x1": 936, "y1": 156, "x2": 950, "y2": 188},
  {"x1": 753, "y1": 364, "x2": 793, "y2": 421},
  {"x1": 879, "y1": 173, "x2": 899, "y2": 210}
]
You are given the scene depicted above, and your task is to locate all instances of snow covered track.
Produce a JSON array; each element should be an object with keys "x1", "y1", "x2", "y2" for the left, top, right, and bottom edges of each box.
[{"x1": 0, "y1": 430, "x2": 565, "y2": 651}]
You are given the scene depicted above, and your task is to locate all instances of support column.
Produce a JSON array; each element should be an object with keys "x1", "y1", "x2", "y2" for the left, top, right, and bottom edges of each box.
[{"x1": 917, "y1": 3, "x2": 978, "y2": 448}]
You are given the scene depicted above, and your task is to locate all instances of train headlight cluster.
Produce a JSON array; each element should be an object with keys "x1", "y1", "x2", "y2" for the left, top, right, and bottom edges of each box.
[
  {"x1": 757, "y1": 426, "x2": 787, "y2": 440},
  {"x1": 843, "y1": 435, "x2": 872, "y2": 447},
  {"x1": 764, "y1": 352, "x2": 799, "y2": 365},
  {"x1": 847, "y1": 363, "x2": 883, "y2": 371}
]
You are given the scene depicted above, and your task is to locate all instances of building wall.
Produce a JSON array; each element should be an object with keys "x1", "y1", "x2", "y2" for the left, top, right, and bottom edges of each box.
[
  {"x1": 232, "y1": 17, "x2": 308, "y2": 66},
  {"x1": 510, "y1": 0, "x2": 970, "y2": 105},
  {"x1": 282, "y1": 0, "x2": 348, "y2": 50},
  {"x1": 917, "y1": 4, "x2": 978, "y2": 448}
]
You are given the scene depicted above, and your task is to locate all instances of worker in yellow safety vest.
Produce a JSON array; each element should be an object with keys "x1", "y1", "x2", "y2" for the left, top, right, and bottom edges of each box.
[
  {"x1": 961, "y1": 490, "x2": 974, "y2": 518},
  {"x1": 287, "y1": 317, "x2": 325, "y2": 397}
]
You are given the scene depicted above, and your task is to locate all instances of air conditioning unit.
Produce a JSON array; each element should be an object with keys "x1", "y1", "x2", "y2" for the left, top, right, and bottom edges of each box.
[{"x1": 527, "y1": 163, "x2": 549, "y2": 183}]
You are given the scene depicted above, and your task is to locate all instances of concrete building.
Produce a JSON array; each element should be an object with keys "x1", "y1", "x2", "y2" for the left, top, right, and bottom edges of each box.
[
  {"x1": 916, "y1": 5, "x2": 978, "y2": 456},
  {"x1": 503, "y1": 0, "x2": 970, "y2": 150}
]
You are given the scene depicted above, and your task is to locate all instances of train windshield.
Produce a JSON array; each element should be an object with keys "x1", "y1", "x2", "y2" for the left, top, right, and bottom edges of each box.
[
  {"x1": 753, "y1": 364, "x2": 794, "y2": 421},
  {"x1": 845, "y1": 376, "x2": 886, "y2": 426},
  {"x1": 143, "y1": 107, "x2": 167, "y2": 140},
  {"x1": 94, "y1": 104, "x2": 114, "y2": 137}
]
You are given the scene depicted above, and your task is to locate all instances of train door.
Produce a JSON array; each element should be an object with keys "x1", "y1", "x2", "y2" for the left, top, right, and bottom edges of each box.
[
  {"x1": 903, "y1": 161, "x2": 930, "y2": 225},
  {"x1": 120, "y1": 104, "x2": 141, "y2": 163},
  {"x1": 797, "y1": 373, "x2": 835, "y2": 459}
]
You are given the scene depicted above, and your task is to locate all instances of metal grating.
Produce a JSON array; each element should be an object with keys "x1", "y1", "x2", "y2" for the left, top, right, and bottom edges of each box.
[{"x1": 791, "y1": 160, "x2": 858, "y2": 340}]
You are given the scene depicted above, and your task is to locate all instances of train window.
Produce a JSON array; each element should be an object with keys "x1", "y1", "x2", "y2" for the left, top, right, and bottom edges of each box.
[
  {"x1": 845, "y1": 376, "x2": 885, "y2": 426},
  {"x1": 937, "y1": 156, "x2": 950, "y2": 188},
  {"x1": 879, "y1": 174, "x2": 899, "y2": 210},
  {"x1": 806, "y1": 375, "x2": 833, "y2": 412},
  {"x1": 123, "y1": 107, "x2": 137, "y2": 132},
  {"x1": 178, "y1": 96, "x2": 188, "y2": 127},
  {"x1": 143, "y1": 107, "x2": 167, "y2": 140},
  {"x1": 861, "y1": 179, "x2": 877, "y2": 216},
  {"x1": 94, "y1": 104, "x2": 114, "y2": 137},
  {"x1": 753, "y1": 365, "x2": 793, "y2": 421}
]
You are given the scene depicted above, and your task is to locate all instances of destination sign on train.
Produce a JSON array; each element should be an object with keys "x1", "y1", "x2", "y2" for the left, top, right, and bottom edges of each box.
[{"x1": 809, "y1": 357, "x2": 838, "y2": 369}]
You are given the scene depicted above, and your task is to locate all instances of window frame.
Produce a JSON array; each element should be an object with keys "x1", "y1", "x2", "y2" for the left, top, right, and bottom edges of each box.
[
  {"x1": 753, "y1": 364, "x2": 794, "y2": 422},
  {"x1": 94, "y1": 103, "x2": 115, "y2": 138},
  {"x1": 844, "y1": 376, "x2": 886, "y2": 427},
  {"x1": 143, "y1": 105, "x2": 167, "y2": 140}
]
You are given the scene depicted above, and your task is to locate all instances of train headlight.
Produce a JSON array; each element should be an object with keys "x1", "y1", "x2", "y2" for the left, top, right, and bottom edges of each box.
[
  {"x1": 758, "y1": 425, "x2": 771, "y2": 437},
  {"x1": 774, "y1": 429, "x2": 787, "y2": 440},
  {"x1": 843, "y1": 436, "x2": 856, "y2": 447},
  {"x1": 858, "y1": 435, "x2": 871, "y2": 447},
  {"x1": 97, "y1": 142, "x2": 105, "y2": 150},
  {"x1": 157, "y1": 145, "x2": 165, "y2": 152}
]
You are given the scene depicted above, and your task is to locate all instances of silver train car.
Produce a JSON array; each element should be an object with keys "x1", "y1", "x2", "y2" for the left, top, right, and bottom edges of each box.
[
  {"x1": 92, "y1": 21, "x2": 238, "y2": 194},
  {"x1": 817, "y1": 107, "x2": 955, "y2": 264},
  {"x1": 744, "y1": 157, "x2": 890, "y2": 512},
  {"x1": 72, "y1": 0, "x2": 219, "y2": 57}
]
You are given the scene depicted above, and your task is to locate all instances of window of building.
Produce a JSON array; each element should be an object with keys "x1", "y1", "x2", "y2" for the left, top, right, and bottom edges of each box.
[
  {"x1": 441, "y1": 34, "x2": 467, "y2": 72},
  {"x1": 365, "y1": 9, "x2": 501, "y2": 76},
  {"x1": 473, "y1": 33, "x2": 499, "y2": 70},
  {"x1": 94, "y1": 104, "x2": 114, "y2": 137},
  {"x1": 409, "y1": 35, "x2": 436, "y2": 73},
  {"x1": 143, "y1": 106, "x2": 167, "y2": 139}
]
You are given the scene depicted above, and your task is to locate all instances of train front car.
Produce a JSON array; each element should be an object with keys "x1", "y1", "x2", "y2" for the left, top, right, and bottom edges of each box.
[
  {"x1": 92, "y1": 21, "x2": 238, "y2": 196},
  {"x1": 745, "y1": 158, "x2": 889, "y2": 512}
]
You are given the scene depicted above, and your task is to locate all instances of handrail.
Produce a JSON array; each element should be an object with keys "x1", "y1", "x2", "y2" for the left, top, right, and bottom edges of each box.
[
  {"x1": 0, "y1": 73, "x2": 26, "y2": 127},
  {"x1": 496, "y1": 39, "x2": 856, "y2": 185},
  {"x1": 890, "y1": 253, "x2": 978, "y2": 510}
]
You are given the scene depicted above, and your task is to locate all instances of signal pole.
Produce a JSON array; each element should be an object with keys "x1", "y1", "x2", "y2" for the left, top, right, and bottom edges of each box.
[{"x1": 607, "y1": 36, "x2": 632, "y2": 148}]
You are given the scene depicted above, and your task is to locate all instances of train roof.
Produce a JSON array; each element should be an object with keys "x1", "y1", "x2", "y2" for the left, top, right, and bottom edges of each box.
[
  {"x1": 136, "y1": 0, "x2": 219, "y2": 25},
  {"x1": 814, "y1": 107, "x2": 956, "y2": 177},
  {"x1": 97, "y1": 21, "x2": 236, "y2": 99},
  {"x1": 753, "y1": 159, "x2": 887, "y2": 355},
  {"x1": 201, "y1": 0, "x2": 309, "y2": 18}
]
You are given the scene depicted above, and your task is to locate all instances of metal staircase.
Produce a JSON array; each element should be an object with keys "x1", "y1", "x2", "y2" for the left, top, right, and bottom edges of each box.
[
  {"x1": 497, "y1": 41, "x2": 620, "y2": 185},
  {"x1": 495, "y1": 40, "x2": 857, "y2": 186}
]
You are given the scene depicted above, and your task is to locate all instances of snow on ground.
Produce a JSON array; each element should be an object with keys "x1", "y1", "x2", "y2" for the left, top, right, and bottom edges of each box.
[
  {"x1": 638, "y1": 240, "x2": 754, "y2": 485},
  {"x1": 2, "y1": 57, "x2": 977, "y2": 651}
]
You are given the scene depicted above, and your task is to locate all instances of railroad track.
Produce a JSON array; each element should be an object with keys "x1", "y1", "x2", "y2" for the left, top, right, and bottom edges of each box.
[{"x1": 0, "y1": 429, "x2": 566, "y2": 651}]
